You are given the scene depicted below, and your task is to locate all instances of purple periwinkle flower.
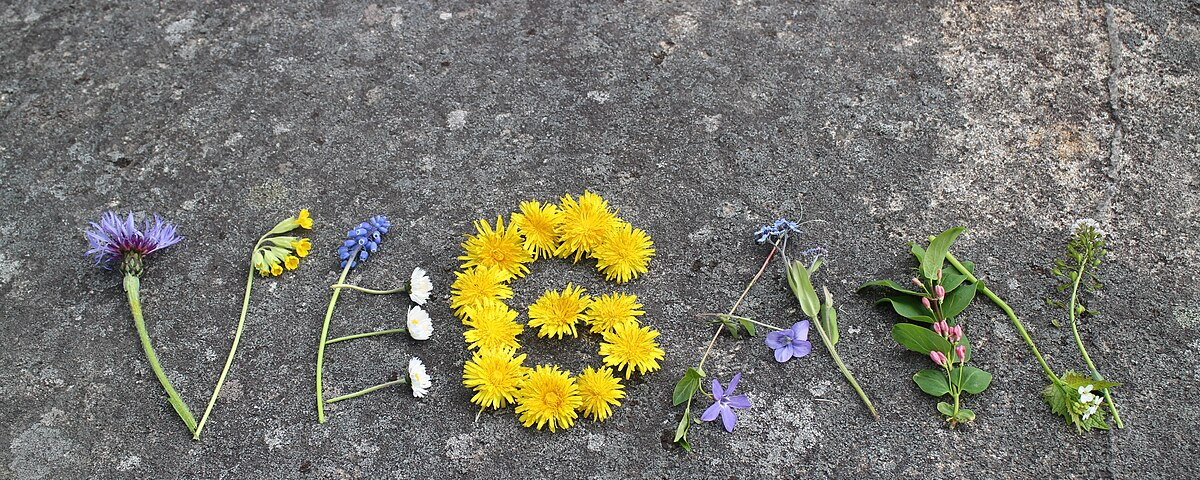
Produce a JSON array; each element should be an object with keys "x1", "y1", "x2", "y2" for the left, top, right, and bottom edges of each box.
[
  {"x1": 701, "y1": 373, "x2": 752, "y2": 432},
  {"x1": 765, "y1": 320, "x2": 813, "y2": 363},
  {"x1": 337, "y1": 215, "x2": 390, "y2": 269},
  {"x1": 84, "y1": 211, "x2": 182, "y2": 275}
]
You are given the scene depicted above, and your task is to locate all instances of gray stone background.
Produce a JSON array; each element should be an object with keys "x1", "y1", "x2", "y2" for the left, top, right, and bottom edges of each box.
[{"x1": 2, "y1": 0, "x2": 1198, "y2": 478}]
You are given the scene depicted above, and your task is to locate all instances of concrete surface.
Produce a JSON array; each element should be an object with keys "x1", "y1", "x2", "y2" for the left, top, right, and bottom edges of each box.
[{"x1": 2, "y1": 0, "x2": 1198, "y2": 478}]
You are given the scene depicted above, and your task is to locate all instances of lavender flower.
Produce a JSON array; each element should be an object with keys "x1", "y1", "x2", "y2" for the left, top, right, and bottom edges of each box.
[
  {"x1": 337, "y1": 215, "x2": 391, "y2": 269},
  {"x1": 754, "y1": 218, "x2": 802, "y2": 244},
  {"x1": 700, "y1": 373, "x2": 752, "y2": 432},
  {"x1": 765, "y1": 320, "x2": 813, "y2": 363},
  {"x1": 85, "y1": 211, "x2": 182, "y2": 275}
]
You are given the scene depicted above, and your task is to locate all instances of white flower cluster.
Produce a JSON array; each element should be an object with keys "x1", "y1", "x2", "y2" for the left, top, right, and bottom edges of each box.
[
  {"x1": 1071, "y1": 218, "x2": 1106, "y2": 238},
  {"x1": 409, "y1": 267, "x2": 433, "y2": 305},
  {"x1": 1077, "y1": 384, "x2": 1103, "y2": 420}
]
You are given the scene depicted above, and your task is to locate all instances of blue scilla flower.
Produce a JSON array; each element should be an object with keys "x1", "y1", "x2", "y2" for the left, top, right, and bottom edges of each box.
[
  {"x1": 753, "y1": 218, "x2": 802, "y2": 244},
  {"x1": 337, "y1": 215, "x2": 391, "y2": 269}
]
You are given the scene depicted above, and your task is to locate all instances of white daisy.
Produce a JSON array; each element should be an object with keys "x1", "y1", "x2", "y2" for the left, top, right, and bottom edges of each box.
[
  {"x1": 409, "y1": 267, "x2": 433, "y2": 305},
  {"x1": 408, "y1": 357, "x2": 431, "y2": 398},
  {"x1": 406, "y1": 305, "x2": 433, "y2": 341}
]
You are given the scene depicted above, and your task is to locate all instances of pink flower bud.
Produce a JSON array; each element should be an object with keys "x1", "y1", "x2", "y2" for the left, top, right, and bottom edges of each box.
[
  {"x1": 930, "y1": 351, "x2": 947, "y2": 367},
  {"x1": 933, "y1": 320, "x2": 945, "y2": 336},
  {"x1": 949, "y1": 325, "x2": 963, "y2": 343},
  {"x1": 955, "y1": 345, "x2": 966, "y2": 361},
  {"x1": 911, "y1": 277, "x2": 923, "y2": 287},
  {"x1": 935, "y1": 285, "x2": 946, "y2": 301},
  {"x1": 921, "y1": 296, "x2": 932, "y2": 310},
  {"x1": 937, "y1": 269, "x2": 944, "y2": 280}
]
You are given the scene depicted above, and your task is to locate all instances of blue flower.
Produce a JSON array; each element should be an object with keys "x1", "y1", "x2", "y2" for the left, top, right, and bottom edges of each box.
[
  {"x1": 337, "y1": 215, "x2": 390, "y2": 269},
  {"x1": 700, "y1": 373, "x2": 752, "y2": 432},
  {"x1": 765, "y1": 320, "x2": 813, "y2": 363},
  {"x1": 84, "y1": 211, "x2": 182, "y2": 271},
  {"x1": 754, "y1": 218, "x2": 802, "y2": 244}
]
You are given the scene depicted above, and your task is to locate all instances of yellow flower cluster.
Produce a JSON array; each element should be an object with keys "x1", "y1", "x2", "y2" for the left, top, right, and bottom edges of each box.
[
  {"x1": 253, "y1": 209, "x2": 313, "y2": 276},
  {"x1": 456, "y1": 193, "x2": 664, "y2": 431}
]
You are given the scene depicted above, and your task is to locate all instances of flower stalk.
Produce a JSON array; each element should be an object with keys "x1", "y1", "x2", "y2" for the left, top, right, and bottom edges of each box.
[{"x1": 125, "y1": 272, "x2": 198, "y2": 433}]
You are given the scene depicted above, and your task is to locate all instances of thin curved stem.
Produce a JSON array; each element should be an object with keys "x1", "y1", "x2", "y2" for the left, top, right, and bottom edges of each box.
[
  {"x1": 329, "y1": 283, "x2": 408, "y2": 295},
  {"x1": 945, "y1": 252, "x2": 1058, "y2": 382},
  {"x1": 125, "y1": 273, "x2": 197, "y2": 433},
  {"x1": 316, "y1": 252, "x2": 358, "y2": 423},
  {"x1": 695, "y1": 313, "x2": 786, "y2": 331},
  {"x1": 194, "y1": 235, "x2": 269, "y2": 440},
  {"x1": 809, "y1": 313, "x2": 878, "y2": 420},
  {"x1": 697, "y1": 244, "x2": 779, "y2": 371},
  {"x1": 325, "y1": 328, "x2": 407, "y2": 345},
  {"x1": 325, "y1": 379, "x2": 407, "y2": 404},
  {"x1": 1067, "y1": 257, "x2": 1123, "y2": 428}
]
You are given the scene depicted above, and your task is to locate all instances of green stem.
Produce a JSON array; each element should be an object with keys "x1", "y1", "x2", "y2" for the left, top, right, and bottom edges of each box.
[
  {"x1": 697, "y1": 244, "x2": 778, "y2": 371},
  {"x1": 1066, "y1": 257, "x2": 1124, "y2": 428},
  {"x1": 945, "y1": 252, "x2": 1058, "y2": 383},
  {"x1": 194, "y1": 237, "x2": 269, "y2": 440},
  {"x1": 809, "y1": 312, "x2": 879, "y2": 420},
  {"x1": 325, "y1": 379, "x2": 408, "y2": 404},
  {"x1": 124, "y1": 273, "x2": 197, "y2": 433},
  {"x1": 325, "y1": 328, "x2": 407, "y2": 345},
  {"x1": 316, "y1": 253, "x2": 358, "y2": 423},
  {"x1": 329, "y1": 283, "x2": 408, "y2": 295},
  {"x1": 695, "y1": 313, "x2": 786, "y2": 331}
]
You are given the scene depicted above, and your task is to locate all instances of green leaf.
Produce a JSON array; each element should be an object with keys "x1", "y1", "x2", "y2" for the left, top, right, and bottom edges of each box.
[
  {"x1": 821, "y1": 288, "x2": 839, "y2": 346},
  {"x1": 914, "y1": 369, "x2": 951, "y2": 396},
  {"x1": 954, "y1": 366, "x2": 993, "y2": 394},
  {"x1": 940, "y1": 269, "x2": 968, "y2": 293},
  {"x1": 876, "y1": 296, "x2": 935, "y2": 323},
  {"x1": 892, "y1": 323, "x2": 953, "y2": 354},
  {"x1": 673, "y1": 407, "x2": 693, "y2": 450},
  {"x1": 711, "y1": 316, "x2": 742, "y2": 340},
  {"x1": 671, "y1": 368, "x2": 704, "y2": 406},
  {"x1": 960, "y1": 260, "x2": 975, "y2": 274},
  {"x1": 940, "y1": 281, "x2": 977, "y2": 319},
  {"x1": 857, "y1": 279, "x2": 924, "y2": 296},
  {"x1": 937, "y1": 401, "x2": 955, "y2": 417},
  {"x1": 922, "y1": 227, "x2": 966, "y2": 279},
  {"x1": 910, "y1": 243, "x2": 926, "y2": 263},
  {"x1": 955, "y1": 408, "x2": 976, "y2": 422},
  {"x1": 737, "y1": 318, "x2": 757, "y2": 337},
  {"x1": 787, "y1": 260, "x2": 820, "y2": 319}
]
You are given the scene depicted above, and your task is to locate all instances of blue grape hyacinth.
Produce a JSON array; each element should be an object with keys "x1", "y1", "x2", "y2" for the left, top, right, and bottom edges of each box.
[{"x1": 338, "y1": 215, "x2": 390, "y2": 269}]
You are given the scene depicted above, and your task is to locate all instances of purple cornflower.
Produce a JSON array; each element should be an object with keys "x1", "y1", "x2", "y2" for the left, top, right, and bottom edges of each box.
[
  {"x1": 765, "y1": 320, "x2": 813, "y2": 363},
  {"x1": 84, "y1": 211, "x2": 182, "y2": 274},
  {"x1": 337, "y1": 215, "x2": 390, "y2": 269},
  {"x1": 701, "y1": 373, "x2": 752, "y2": 432},
  {"x1": 754, "y1": 218, "x2": 802, "y2": 244}
]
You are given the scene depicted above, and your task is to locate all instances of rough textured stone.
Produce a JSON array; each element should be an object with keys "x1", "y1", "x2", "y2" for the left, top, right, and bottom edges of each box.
[{"x1": 1, "y1": 0, "x2": 1197, "y2": 477}]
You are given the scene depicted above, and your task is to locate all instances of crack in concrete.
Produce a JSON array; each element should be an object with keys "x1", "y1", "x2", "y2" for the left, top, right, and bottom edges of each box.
[{"x1": 1100, "y1": 3, "x2": 1124, "y2": 222}]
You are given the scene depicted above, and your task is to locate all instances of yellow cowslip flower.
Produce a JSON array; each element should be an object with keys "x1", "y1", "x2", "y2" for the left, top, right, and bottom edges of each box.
[
  {"x1": 292, "y1": 238, "x2": 311, "y2": 257},
  {"x1": 297, "y1": 209, "x2": 313, "y2": 229},
  {"x1": 284, "y1": 255, "x2": 300, "y2": 271},
  {"x1": 270, "y1": 263, "x2": 283, "y2": 276}
]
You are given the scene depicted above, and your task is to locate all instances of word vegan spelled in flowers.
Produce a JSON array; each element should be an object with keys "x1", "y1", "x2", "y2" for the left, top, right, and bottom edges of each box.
[
  {"x1": 861, "y1": 227, "x2": 992, "y2": 427},
  {"x1": 456, "y1": 192, "x2": 662, "y2": 432},
  {"x1": 85, "y1": 211, "x2": 194, "y2": 432},
  {"x1": 193, "y1": 210, "x2": 313, "y2": 439},
  {"x1": 315, "y1": 215, "x2": 434, "y2": 423},
  {"x1": 672, "y1": 219, "x2": 877, "y2": 451}
]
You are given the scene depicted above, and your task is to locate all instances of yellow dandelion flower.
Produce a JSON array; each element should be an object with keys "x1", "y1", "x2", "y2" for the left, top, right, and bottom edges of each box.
[
  {"x1": 555, "y1": 191, "x2": 620, "y2": 262},
  {"x1": 463, "y1": 347, "x2": 530, "y2": 410},
  {"x1": 514, "y1": 365, "x2": 582, "y2": 432},
  {"x1": 527, "y1": 284, "x2": 591, "y2": 339},
  {"x1": 599, "y1": 322, "x2": 665, "y2": 379},
  {"x1": 297, "y1": 209, "x2": 313, "y2": 229},
  {"x1": 270, "y1": 263, "x2": 283, "y2": 276},
  {"x1": 584, "y1": 292, "x2": 645, "y2": 334},
  {"x1": 511, "y1": 200, "x2": 562, "y2": 259},
  {"x1": 463, "y1": 301, "x2": 525, "y2": 351},
  {"x1": 292, "y1": 238, "x2": 311, "y2": 257},
  {"x1": 450, "y1": 266, "x2": 514, "y2": 319},
  {"x1": 459, "y1": 216, "x2": 533, "y2": 282},
  {"x1": 591, "y1": 221, "x2": 655, "y2": 284},
  {"x1": 576, "y1": 367, "x2": 624, "y2": 422},
  {"x1": 284, "y1": 255, "x2": 300, "y2": 271}
]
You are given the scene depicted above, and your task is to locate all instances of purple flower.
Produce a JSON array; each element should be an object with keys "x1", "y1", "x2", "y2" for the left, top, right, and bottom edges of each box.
[
  {"x1": 754, "y1": 218, "x2": 802, "y2": 244},
  {"x1": 701, "y1": 373, "x2": 752, "y2": 432},
  {"x1": 84, "y1": 211, "x2": 182, "y2": 271},
  {"x1": 765, "y1": 320, "x2": 813, "y2": 363}
]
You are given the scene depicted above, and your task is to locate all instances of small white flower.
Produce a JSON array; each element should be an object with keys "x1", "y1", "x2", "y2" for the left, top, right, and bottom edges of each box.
[
  {"x1": 409, "y1": 267, "x2": 433, "y2": 305},
  {"x1": 1071, "y1": 218, "x2": 1105, "y2": 238},
  {"x1": 1083, "y1": 404, "x2": 1099, "y2": 420},
  {"x1": 408, "y1": 357, "x2": 431, "y2": 398},
  {"x1": 406, "y1": 305, "x2": 433, "y2": 341},
  {"x1": 1079, "y1": 392, "x2": 1097, "y2": 404},
  {"x1": 1078, "y1": 384, "x2": 1094, "y2": 395}
]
